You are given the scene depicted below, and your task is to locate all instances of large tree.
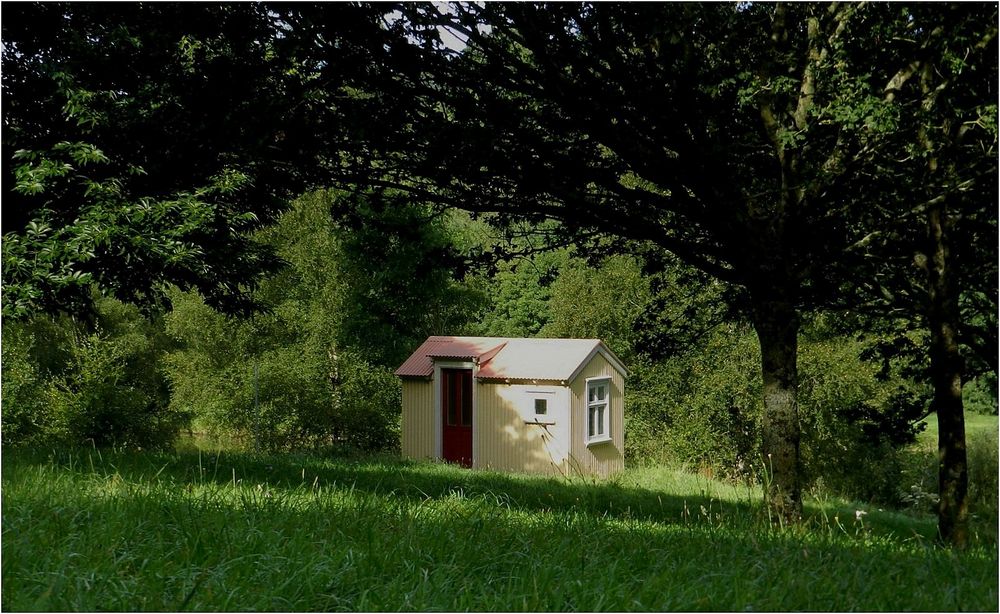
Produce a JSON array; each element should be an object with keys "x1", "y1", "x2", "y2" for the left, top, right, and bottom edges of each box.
[
  {"x1": 5, "y1": 2, "x2": 993, "y2": 542},
  {"x1": 310, "y1": 3, "x2": 996, "y2": 527},
  {"x1": 1, "y1": 2, "x2": 388, "y2": 318},
  {"x1": 829, "y1": 4, "x2": 998, "y2": 547}
]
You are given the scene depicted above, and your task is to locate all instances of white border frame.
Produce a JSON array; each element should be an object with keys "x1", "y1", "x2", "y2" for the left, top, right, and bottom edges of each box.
[
  {"x1": 433, "y1": 360, "x2": 477, "y2": 464},
  {"x1": 584, "y1": 376, "x2": 613, "y2": 446},
  {"x1": 567, "y1": 343, "x2": 629, "y2": 382},
  {"x1": 526, "y1": 388, "x2": 556, "y2": 418}
]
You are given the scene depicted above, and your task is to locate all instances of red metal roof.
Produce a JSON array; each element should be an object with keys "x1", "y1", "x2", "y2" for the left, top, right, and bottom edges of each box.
[
  {"x1": 394, "y1": 336, "x2": 628, "y2": 381},
  {"x1": 394, "y1": 336, "x2": 507, "y2": 378}
]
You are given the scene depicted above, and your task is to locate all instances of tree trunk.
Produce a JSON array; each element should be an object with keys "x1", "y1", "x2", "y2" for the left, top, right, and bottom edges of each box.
[
  {"x1": 924, "y1": 202, "x2": 969, "y2": 548},
  {"x1": 751, "y1": 294, "x2": 803, "y2": 524}
]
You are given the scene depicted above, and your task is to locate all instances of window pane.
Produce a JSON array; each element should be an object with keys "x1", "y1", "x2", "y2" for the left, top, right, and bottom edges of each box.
[
  {"x1": 452, "y1": 372, "x2": 460, "y2": 426},
  {"x1": 588, "y1": 406, "x2": 596, "y2": 437},
  {"x1": 598, "y1": 405, "x2": 605, "y2": 435},
  {"x1": 589, "y1": 386, "x2": 596, "y2": 402},
  {"x1": 535, "y1": 398, "x2": 547, "y2": 415},
  {"x1": 597, "y1": 385, "x2": 606, "y2": 401}
]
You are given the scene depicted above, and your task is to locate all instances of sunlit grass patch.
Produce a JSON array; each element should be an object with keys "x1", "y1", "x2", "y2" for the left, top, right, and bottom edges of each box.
[{"x1": 2, "y1": 448, "x2": 997, "y2": 611}]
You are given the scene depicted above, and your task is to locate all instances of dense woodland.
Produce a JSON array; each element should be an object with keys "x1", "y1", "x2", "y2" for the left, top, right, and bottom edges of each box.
[{"x1": 2, "y1": 2, "x2": 997, "y2": 551}]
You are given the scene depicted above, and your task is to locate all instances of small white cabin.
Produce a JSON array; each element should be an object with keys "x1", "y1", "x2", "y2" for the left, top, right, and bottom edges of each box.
[{"x1": 395, "y1": 336, "x2": 627, "y2": 477}]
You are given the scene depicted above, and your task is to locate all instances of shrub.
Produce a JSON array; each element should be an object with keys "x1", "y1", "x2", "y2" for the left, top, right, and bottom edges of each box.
[
  {"x1": 164, "y1": 191, "x2": 474, "y2": 452},
  {"x1": 964, "y1": 373, "x2": 999, "y2": 415},
  {"x1": 796, "y1": 336, "x2": 924, "y2": 504},
  {"x1": 1, "y1": 332, "x2": 57, "y2": 445},
  {"x1": 624, "y1": 322, "x2": 923, "y2": 505},
  {"x1": 49, "y1": 332, "x2": 186, "y2": 448},
  {"x1": 334, "y1": 352, "x2": 401, "y2": 453},
  {"x1": 2, "y1": 299, "x2": 186, "y2": 449},
  {"x1": 165, "y1": 290, "x2": 402, "y2": 453},
  {"x1": 624, "y1": 324, "x2": 761, "y2": 479},
  {"x1": 968, "y1": 427, "x2": 999, "y2": 519}
]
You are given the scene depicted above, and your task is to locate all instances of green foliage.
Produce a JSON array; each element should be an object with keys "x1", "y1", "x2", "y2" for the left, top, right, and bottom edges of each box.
[
  {"x1": 165, "y1": 292, "x2": 402, "y2": 452},
  {"x1": 334, "y1": 353, "x2": 403, "y2": 453},
  {"x1": 796, "y1": 335, "x2": 925, "y2": 504},
  {"x1": 165, "y1": 191, "x2": 475, "y2": 451},
  {"x1": 44, "y1": 332, "x2": 178, "y2": 448},
  {"x1": 0, "y1": 332, "x2": 58, "y2": 446},
  {"x1": 967, "y1": 426, "x2": 999, "y2": 522},
  {"x1": 900, "y1": 415, "x2": 998, "y2": 531},
  {"x1": 1, "y1": 298, "x2": 184, "y2": 449},
  {"x1": 331, "y1": 191, "x2": 486, "y2": 367},
  {"x1": 0, "y1": 5, "x2": 989, "y2": 542},
  {"x1": 164, "y1": 286, "x2": 337, "y2": 451},
  {"x1": 623, "y1": 321, "x2": 927, "y2": 505},
  {"x1": 964, "y1": 374, "x2": 999, "y2": 416},
  {"x1": 624, "y1": 325, "x2": 762, "y2": 475},
  {"x1": 457, "y1": 242, "x2": 929, "y2": 508},
  {"x1": 1, "y1": 3, "x2": 391, "y2": 318},
  {"x1": 326, "y1": 3, "x2": 996, "y2": 528},
  {"x1": 473, "y1": 250, "x2": 566, "y2": 338},
  {"x1": 542, "y1": 254, "x2": 652, "y2": 361}
]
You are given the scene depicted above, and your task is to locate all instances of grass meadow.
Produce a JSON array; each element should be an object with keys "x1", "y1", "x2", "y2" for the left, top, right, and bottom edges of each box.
[
  {"x1": 2, "y1": 439, "x2": 997, "y2": 612},
  {"x1": 908, "y1": 413, "x2": 999, "y2": 539}
]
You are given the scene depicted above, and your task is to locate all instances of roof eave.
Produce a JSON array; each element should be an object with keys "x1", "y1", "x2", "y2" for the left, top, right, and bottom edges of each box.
[
  {"x1": 395, "y1": 371, "x2": 433, "y2": 380},
  {"x1": 476, "y1": 377, "x2": 567, "y2": 386},
  {"x1": 565, "y1": 343, "x2": 629, "y2": 383}
]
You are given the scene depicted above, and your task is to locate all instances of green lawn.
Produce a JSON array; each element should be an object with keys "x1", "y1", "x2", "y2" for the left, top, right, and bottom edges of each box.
[
  {"x1": 908, "y1": 413, "x2": 998, "y2": 537},
  {"x1": 2, "y1": 447, "x2": 997, "y2": 611},
  {"x1": 917, "y1": 412, "x2": 999, "y2": 446}
]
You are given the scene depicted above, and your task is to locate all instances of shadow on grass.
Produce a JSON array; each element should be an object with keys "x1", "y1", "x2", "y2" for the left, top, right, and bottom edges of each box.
[
  {"x1": 2, "y1": 445, "x2": 949, "y2": 545},
  {"x1": 3, "y1": 447, "x2": 997, "y2": 612}
]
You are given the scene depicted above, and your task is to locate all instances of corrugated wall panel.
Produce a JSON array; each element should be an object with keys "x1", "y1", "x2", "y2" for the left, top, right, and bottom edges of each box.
[
  {"x1": 569, "y1": 354, "x2": 625, "y2": 477},
  {"x1": 475, "y1": 383, "x2": 569, "y2": 476},
  {"x1": 401, "y1": 379, "x2": 436, "y2": 460}
]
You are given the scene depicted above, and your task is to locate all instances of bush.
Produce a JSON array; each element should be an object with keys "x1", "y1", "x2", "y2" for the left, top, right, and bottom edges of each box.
[
  {"x1": 165, "y1": 289, "x2": 403, "y2": 453},
  {"x1": 898, "y1": 419, "x2": 998, "y2": 521},
  {"x1": 1, "y1": 332, "x2": 57, "y2": 445},
  {"x1": 2, "y1": 299, "x2": 186, "y2": 449},
  {"x1": 164, "y1": 191, "x2": 477, "y2": 452},
  {"x1": 796, "y1": 336, "x2": 924, "y2": 504},
  {"x1": 624, "y1": 322, "x2": 924, "y2": 505},
  {"x1": 964, "y1": 373, "x2": 998, "y2": 415},
  {"x1": 624, "y1": 324, "x2": 762, "y2": 479},
  {"x1": 968, "y1": 427, "x2": 999, "y2": 520},
  {"x1": 49, "y1": 332, "x2": 185, "y2": 448},
  {"x1": 334, "y1": 352, "x2": 401, "y2": 453}
]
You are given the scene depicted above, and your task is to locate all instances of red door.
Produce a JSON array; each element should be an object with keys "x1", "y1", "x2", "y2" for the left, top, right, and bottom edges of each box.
[{"x1": 441, "y1": 368, "x2": 473, "y2": 467}]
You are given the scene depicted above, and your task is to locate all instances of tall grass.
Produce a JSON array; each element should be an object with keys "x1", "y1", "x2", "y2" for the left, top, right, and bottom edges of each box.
[
  {"x1": 903, "y1": 414, "x2": 1000, "y2": 539},
  {"x1": 2, "y1": 447, "x2": 997, "y2": 611}
]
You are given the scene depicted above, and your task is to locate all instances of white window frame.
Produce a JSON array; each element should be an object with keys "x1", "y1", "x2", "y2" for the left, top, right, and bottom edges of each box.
[
  {"x1": 433, "y1": 360, "x2": 477, "y2": 462},
  {"x1": 527, "y1": 389, "x2": 555, "y2": 418},
  {"x1": 585, "y1": 377, "x2": 612, "y2": 446}
]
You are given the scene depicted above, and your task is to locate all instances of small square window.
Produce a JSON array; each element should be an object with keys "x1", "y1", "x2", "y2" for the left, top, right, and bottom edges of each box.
[{"x1": 534, "y1": 398, "x2": 548, "y2": 415}]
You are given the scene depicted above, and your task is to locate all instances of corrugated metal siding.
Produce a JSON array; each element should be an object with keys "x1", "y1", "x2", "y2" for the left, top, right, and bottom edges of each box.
[
  {"x1": 401, "y1": 379, "x2": 436, "y2": 460},
  {"x1": 475, "y1": 382, "x2": 569, "y2": 476},
  {"x1": 401, "y1": 352, "x2": 625, "y2": 478},
  {"x1": 568, "y1": 353, "x2": 625, "y2": 477}
]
